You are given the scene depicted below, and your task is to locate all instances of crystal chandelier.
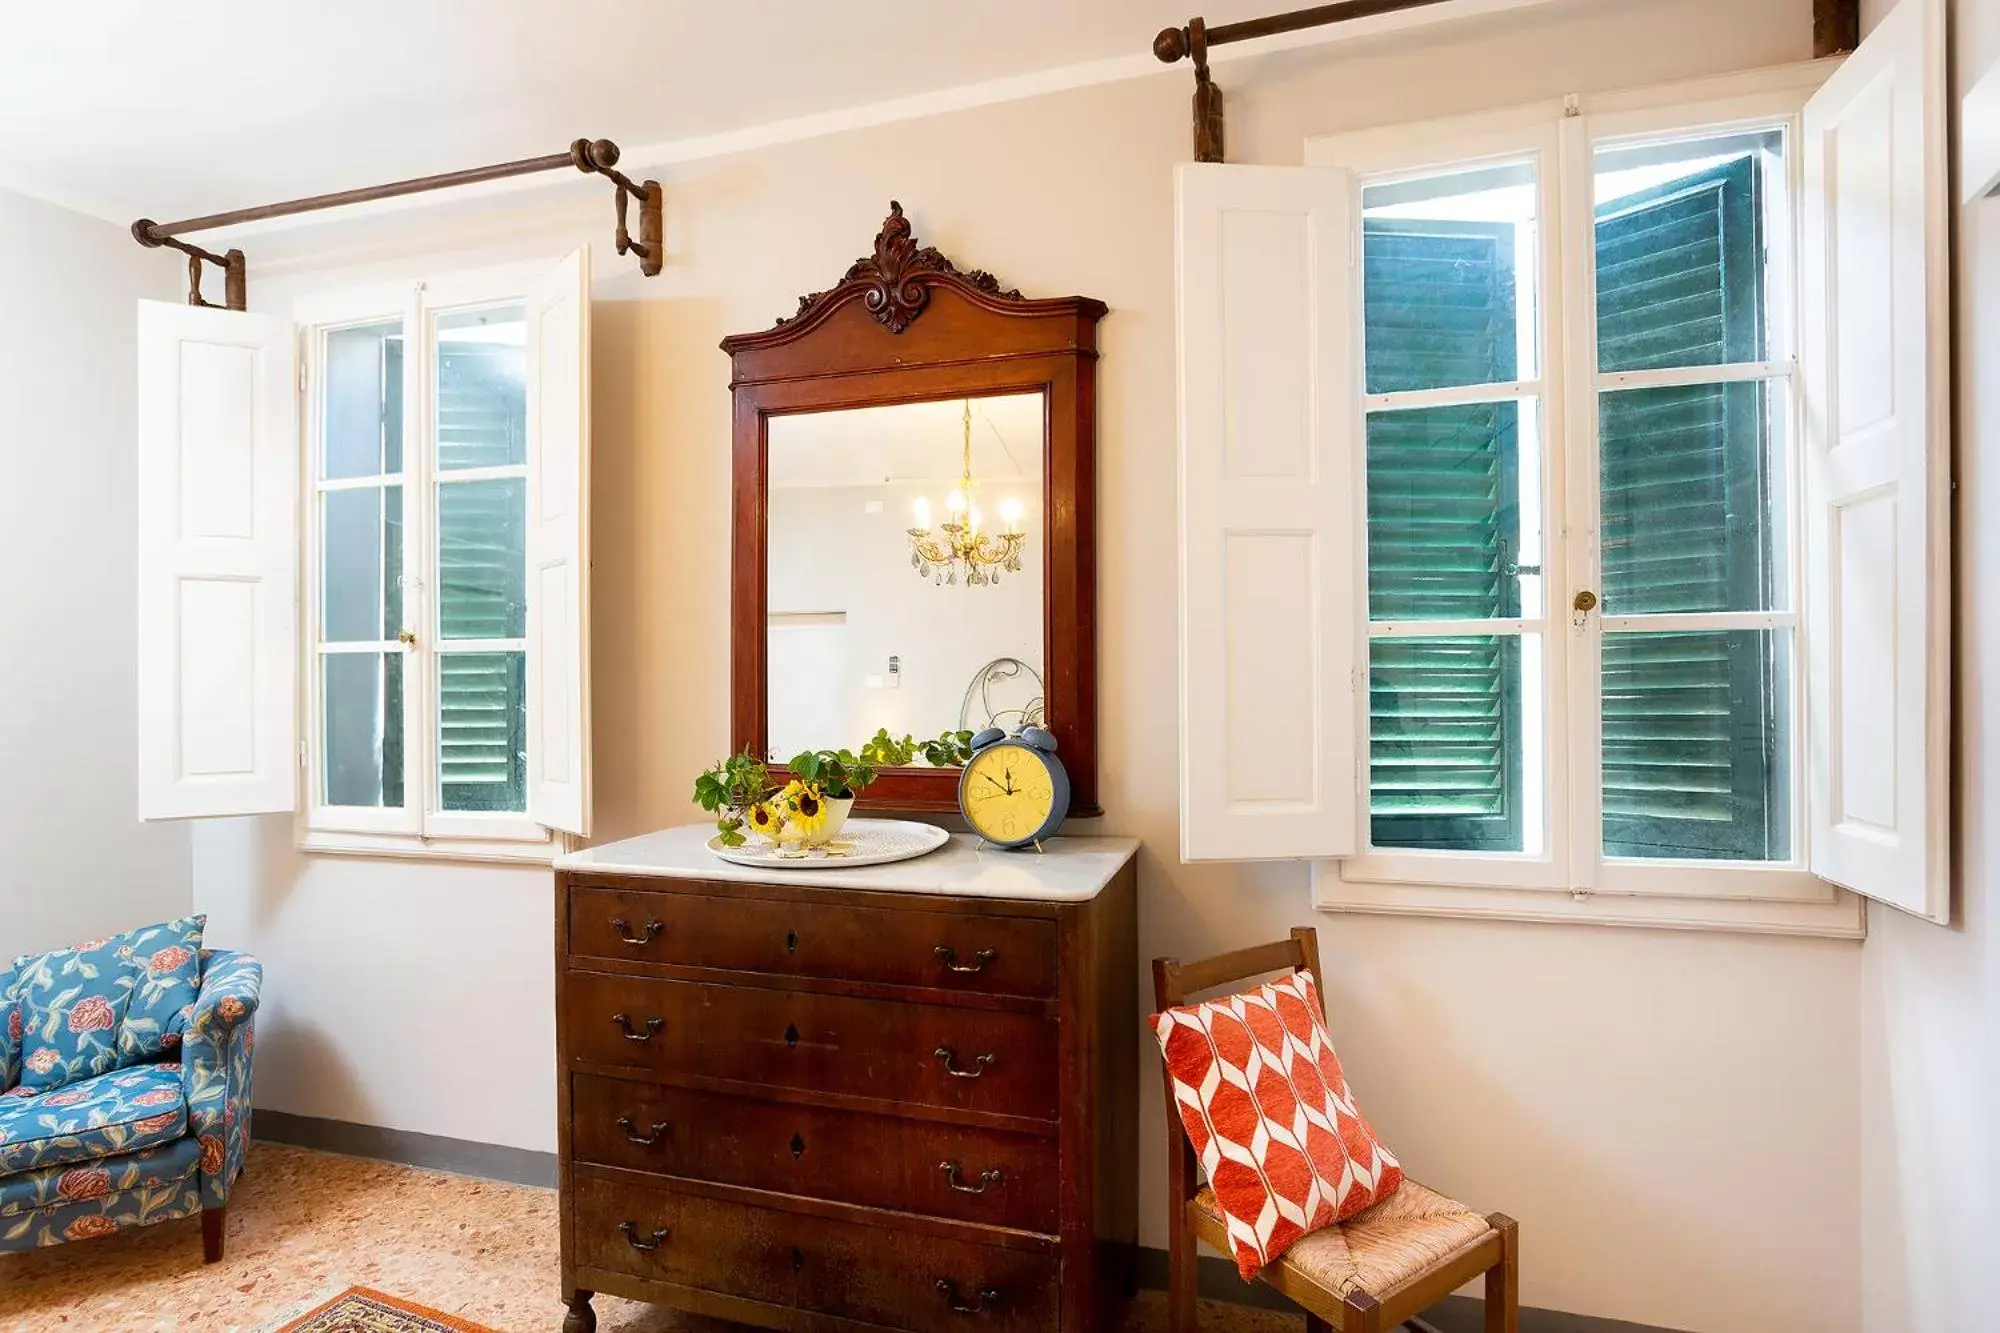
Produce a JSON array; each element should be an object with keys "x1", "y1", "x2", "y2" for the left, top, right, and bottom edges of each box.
[{"x1": 906, "y1": 400, "x2": 1026, "y2": 587}]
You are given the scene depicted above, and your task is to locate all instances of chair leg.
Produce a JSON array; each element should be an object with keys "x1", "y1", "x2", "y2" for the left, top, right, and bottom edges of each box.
[
  {"x1": 1342, "y1": 1289, "x2": 1382, "y2": 1333},
  {"x1": 201, "y1": 1207, "x2": 225, "y2": 1263},
  {"x1": 1485, "y1": 1213, "x2": 1520, "y2": 1333},
  {"x1": 1166, "y1": 1208, "x2": 1198, "y2": 1333}
]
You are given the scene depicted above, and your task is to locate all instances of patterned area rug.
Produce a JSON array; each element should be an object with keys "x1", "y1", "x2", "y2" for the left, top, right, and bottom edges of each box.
[{"x1": 272, "y1": 1286, "x2": 500, "y2": 1333}]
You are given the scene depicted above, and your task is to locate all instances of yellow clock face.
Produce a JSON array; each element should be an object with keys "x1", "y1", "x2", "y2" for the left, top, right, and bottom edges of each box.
[{"x1": 961, "y1": 743, "x2": 1056, "y2": 845}]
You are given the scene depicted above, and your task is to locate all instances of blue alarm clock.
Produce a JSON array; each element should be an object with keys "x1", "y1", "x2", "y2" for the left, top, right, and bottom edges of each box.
[{"x1": 958, "y1": 725, "x2": 1070, "y2": 850}]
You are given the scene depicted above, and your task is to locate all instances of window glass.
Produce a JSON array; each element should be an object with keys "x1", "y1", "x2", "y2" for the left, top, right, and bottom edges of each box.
[
  {"x1": 1594, "y1": 130, "x2": 1782, "y2": 373},
  {"x1": 437, "y1": 478, "x2": 527, "y2": 640},
  {"x1": 435, "y1": 306, "x2": 526, "y2": 469},
  {"x1": 1363, "y1": 160, "x2": 1537, "y2": 393},
  {"x1": 1601, "y1": 630, "x2": 1790, "y2": 861},
  {"x1": 322, "y1": 321, "x2": 402, "y2": 480},
  {"x1": 437, "y1": 652, "x2": 526, "y2": 813},
  {"x1": 321, "y1": 486, "x2": 402, "y2": 641},
  {"x1": 323, "y1": 653, "x2": 404, "y2": 809}
]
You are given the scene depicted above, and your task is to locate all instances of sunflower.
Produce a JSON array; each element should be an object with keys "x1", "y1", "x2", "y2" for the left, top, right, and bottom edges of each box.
[
  {"x1": 783, "y1": 780, "x2": 827, "y2": 837},
  {"x1": 745, "y1": 801, "x2": 785, "y2": 839}
]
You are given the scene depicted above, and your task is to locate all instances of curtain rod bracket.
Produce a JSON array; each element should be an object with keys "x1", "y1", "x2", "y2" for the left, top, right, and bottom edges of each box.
[
  {"x1": 1156, "y1": 17, "x2": 1226, "y2": 163},
  {"x1": 129, "y1": 135, "x2": 665, "y2": 309},
  {"x1": 131, "y1": 219, "x2": 246, "y2": 310},
  {"x1": 570, "y1": 138, "x2": 663, "y2": 278}
]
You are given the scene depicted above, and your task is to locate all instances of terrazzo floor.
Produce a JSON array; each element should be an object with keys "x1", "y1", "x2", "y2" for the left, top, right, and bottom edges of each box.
[{"x1": 0, "y1": 1143, "x2": 1304, "y2": 1333}]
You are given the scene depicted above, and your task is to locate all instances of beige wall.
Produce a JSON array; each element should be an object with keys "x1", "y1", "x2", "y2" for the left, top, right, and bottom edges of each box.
[
  {"x1": 192, "y1": 1, "x2": 1872, "y2": 1328},
  {"x1": 0, "y1": 187, "x2": 190, "y2": 958},
  {"x1": 1859, "y1": 0, "x2": 2000, "y2": 1329}
]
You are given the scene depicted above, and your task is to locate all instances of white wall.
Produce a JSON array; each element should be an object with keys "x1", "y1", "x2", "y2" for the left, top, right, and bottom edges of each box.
[
  {"x1": 0, "y1": 188, "x2": 190, "y2": 959},
  {"x1": 1859, "y1": 0, "x2": 2000, "y2": 1328},
  {"x1": 182, "y1": 2, "x2": 1873, "y2": 1328}
]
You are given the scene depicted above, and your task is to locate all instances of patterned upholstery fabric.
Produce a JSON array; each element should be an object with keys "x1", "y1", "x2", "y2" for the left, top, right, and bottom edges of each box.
[
  {"x1": 0, "y1": 961, "x2": 19, "y2": 1090},
  {"x1": 0, "y1": 1063, "x2": 186, "y2": 1175},
  {"x1": 0, "y1": 1135, "x2": 202, "y2": 1249},
  {"x1": 10, "y1": 915, "x2": 208, "y2": 1091},
  {"x1": 0, "y1": 946, "x2": 257, "y2": 1254},
  {"x1": 1194, "y1": 1178, "x2": 1492, "y2": 1298},
  {"x1": 183, "y1": 950, "x2": 259, "y2": 1210}
]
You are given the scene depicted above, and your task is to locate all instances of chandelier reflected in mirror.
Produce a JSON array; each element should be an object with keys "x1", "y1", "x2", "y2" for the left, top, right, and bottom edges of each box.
[{"x1": 906, "y1": 400, "x2": 1027, "y2": 586}]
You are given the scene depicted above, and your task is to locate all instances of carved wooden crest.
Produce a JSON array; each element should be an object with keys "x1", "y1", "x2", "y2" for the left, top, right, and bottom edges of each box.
[{"x1": 780, "y1": 201, "x2": 1022, "y2": 335}]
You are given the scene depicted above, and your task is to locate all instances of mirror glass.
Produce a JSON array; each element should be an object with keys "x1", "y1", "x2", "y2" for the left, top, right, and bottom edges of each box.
[{"x1": 766, "y1": 392, "x2": 1046, "y2": 764}]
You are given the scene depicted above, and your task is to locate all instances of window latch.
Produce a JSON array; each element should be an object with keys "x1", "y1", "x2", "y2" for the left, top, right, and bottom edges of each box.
[{"x1": 397, "y1": 629, "x2": 418, "y2": 649}]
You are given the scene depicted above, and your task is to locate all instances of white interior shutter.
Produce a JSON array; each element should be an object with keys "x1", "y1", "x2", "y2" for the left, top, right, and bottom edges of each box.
[
  {"x1": 1176, "y1": 163, "x2": 1360, "y2": 863},
  {"x1": 524, "y1": 247, "x2": 593, "y2": 836},
  {"x1": 136, "y1": 300, "x2": 298, "y2": 820},
  {"x1": 1800, "y1": 0, "x2": 1950, "y2": 922}
]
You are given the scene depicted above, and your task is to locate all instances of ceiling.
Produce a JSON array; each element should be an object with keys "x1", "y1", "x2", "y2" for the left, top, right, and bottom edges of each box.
[{"x1": 0, "y1": 0, "x2": 1303, "y2": 228}]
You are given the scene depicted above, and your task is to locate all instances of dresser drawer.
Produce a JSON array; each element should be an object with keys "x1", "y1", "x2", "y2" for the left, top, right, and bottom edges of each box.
[
  {"x1": 567, "y1": 883, "x2": 1058, "y2": 998},
  {"x1": 572, "y1": 1074, "x2": 1060, "y2": 1234},
  {"x1": 564, "y1": 973, "x2": 1060, "y2": 1121},
  {"x1": 574, "y1": 1172, "x2": 1061, "y2": 1333}
]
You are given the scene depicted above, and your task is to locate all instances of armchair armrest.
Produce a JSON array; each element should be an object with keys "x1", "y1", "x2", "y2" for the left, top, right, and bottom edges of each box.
[
  {"x1": 182, "y1": 949, "x2": 261, "y2": 1209},
  {"x1": 188, "y1": 949, "x2": 261, "y2": 1042}
]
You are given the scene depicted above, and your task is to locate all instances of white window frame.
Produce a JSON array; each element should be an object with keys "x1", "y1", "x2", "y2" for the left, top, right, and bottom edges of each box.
[
  {"x1": 1306, "y1": 63, "x2": 1866, "y2": 937},
  {"x1": 295, "y1": 262, "x2": 563, "y2": 864}
]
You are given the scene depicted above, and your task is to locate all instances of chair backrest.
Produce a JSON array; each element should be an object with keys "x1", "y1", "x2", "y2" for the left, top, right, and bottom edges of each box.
[{"x1": 1150, "y1": 927, "x2": 1325, "y2": 1220}]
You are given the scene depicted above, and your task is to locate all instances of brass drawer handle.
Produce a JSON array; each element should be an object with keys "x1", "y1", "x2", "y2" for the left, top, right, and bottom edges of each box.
[
  {"x1": 936, "y1": 1279, "x2": 1002, "y2": 1315},
  {"x1": 612, "y1": 1013, "x2": 664, "y2": 1043},
  {"x1": 940, "y1": 1161, "x2": 1004, "y2": 1195},
  {"x1": 616, "y1": 1116, "x2": 670, "y2": 1146},
  {"x1": 934, "y1": 1046, "x2": 996, "y2": 1079},
  {"x1": 618, "y1": 1221, "x2": 670, "y2": 1252},
  {"x1": 610, "y1": 917, "x2": 663, "y2": 947},
  {"x1": 934, "y1": 945, "x2": 997, "y2": 974}
]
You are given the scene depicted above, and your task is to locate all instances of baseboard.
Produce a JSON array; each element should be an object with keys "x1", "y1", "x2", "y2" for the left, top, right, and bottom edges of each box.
[
  {"x1": 250, "y1": 1115, "x2": 1678, "y2": 1333},
  {"x1": 1130, "y1": 1247, "x2": 1687, "y2": 1333},
  {"x1": 252, "y1": 1110, "x2": 558, "y2": 1189}
]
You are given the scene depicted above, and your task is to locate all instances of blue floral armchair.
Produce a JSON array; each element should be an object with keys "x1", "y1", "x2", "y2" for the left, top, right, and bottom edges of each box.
[{"x1": 0, "y1": 948, "x2": 259, "y2": 1260}]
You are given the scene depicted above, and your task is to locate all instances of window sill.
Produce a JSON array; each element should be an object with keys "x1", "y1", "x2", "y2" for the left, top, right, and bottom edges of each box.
[
  {"x1": 298, "y1": 826, "x2": 568, "y2": 866},
  {"x1": 1311, "y1": 863, "x2": 1866, "y2": 939}
]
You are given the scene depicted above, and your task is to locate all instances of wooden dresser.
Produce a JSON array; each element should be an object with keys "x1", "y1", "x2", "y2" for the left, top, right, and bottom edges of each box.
[{"x1": 552, "y1": 825, "x2": 1139, "y2": 1333}]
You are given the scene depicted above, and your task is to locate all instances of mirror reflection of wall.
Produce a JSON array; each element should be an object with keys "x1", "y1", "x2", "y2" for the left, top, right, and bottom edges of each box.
[{"x1": 766, "y1": 393, "x2": 1046, "y2": 763}]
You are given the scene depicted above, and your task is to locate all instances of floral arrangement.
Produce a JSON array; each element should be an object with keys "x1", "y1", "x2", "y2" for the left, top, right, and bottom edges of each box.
[
  {"x1": 693, "y1": 745, "x2": 881, "y2": 847},
  {"x1": 859, "y1": 727, "x2": 976, "y2": 769}
]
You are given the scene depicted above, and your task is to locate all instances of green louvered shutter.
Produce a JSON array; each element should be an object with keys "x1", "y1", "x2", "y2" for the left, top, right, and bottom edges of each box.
[
  {"x1": 1596, "y1": 156, "x2": 1785, "y2": 860},
  {"x1": 1364, "y1": 220, "x2": 1522, "y2": 851},
  {"x1": 435, "y1": 342, "x2": 528, "y2": 813}
]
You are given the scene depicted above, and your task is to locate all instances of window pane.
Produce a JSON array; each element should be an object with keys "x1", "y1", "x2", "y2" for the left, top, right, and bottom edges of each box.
[
  {"x1": 323, "y1": 321, "x2": 402, "y2": 480},
  {"x1": 1362, "y1": 160, "x2": 1535, "y2": 394},
  {"x1": 1595, "y1": 130, "x2": 1781, "y2": 372},
  {"x1": 1602, "y1": 630, "x2": 1791, "y2": 861},
  {"x1": 1368, "y1": 401, "x2": 1542, "y2": 621},
  {"x1": 1600, "y1": 381, "x2": 1785, "y2": 614},
  {"x1": 437, "y1": 478, "x2": 526, "y2": 640},
  {"x1": 438, "y1": 651, "x2": 525, "y2": 813},
  {"x1": 322, "y1": 486, "x2": 402, "y2": 642},
  {"x1": 323, "y1": 652, "x2": 404, "y2": 808},
  {"x1": 436, "y1": 305, "x2": 526, "y2": 470},
  {"x1": 1369, "y1": 634, "x2": 1538, "y2": 854}
]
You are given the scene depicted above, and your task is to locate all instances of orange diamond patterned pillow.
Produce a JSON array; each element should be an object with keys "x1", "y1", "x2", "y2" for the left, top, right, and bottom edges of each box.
[{"x1": 1150, "y1": 968, "x2": 1403, "y2": 1279}]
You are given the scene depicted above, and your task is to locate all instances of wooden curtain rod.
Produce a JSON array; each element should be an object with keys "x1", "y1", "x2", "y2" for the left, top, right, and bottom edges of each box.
[
  {"x1": 1152, "y1": 0, "x2": 1861, "y2": 163},
  {"x1": 130, "y1": 137, "x2": 662, "y2": 311}
]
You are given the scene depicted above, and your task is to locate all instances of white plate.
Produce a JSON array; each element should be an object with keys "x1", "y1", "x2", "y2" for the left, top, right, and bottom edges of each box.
[{"x1": 706, "y1": 818, "x2": 950, "y2": 870}]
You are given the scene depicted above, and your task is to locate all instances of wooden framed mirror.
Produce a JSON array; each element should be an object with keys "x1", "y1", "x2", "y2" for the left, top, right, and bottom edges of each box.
[{"x1": 723, "y1": 202, "x2": 1106, "y2": 815}]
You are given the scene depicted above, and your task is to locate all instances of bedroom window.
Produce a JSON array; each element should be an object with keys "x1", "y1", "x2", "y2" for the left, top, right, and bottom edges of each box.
[
  {"x1": 1178, "y1": 36, "x2": 1950, "y2": 933},
  {"x1": 134, "y1": 253, "x2": 594, "y2": 862}
]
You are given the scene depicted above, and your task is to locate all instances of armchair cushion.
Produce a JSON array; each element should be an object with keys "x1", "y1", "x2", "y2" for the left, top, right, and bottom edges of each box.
[
  {"x1": 0, "y1": 1133, "x2": 201, "y2": 1251},
  {"x1": 9, "y1": 915, "x2": 207, "y2": 1092},
  {"x1": 0, "y1": 1064, "x2": 187, "y2": 1176}
]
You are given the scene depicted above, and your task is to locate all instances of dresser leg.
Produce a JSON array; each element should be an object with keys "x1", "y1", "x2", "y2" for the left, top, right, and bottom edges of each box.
[{"x1": 561, "y1": 1291, "x2": 595, "y2": 1333}]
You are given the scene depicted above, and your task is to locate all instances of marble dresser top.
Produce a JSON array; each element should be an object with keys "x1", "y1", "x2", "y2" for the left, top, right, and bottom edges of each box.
[{"x1": 555, "y1": 823, "x2": 1138, "y2": 902}]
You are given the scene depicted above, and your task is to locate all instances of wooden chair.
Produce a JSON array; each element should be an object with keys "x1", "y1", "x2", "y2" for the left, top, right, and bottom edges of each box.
[{"x1": 1153, "y1": 928, "x2": 1519, "y2": 1333}]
